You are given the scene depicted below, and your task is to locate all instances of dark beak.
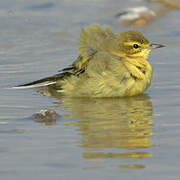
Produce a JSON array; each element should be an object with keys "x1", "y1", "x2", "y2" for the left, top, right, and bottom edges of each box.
[{"x1": 150, "y1": 43, "x2": 165, "y2": 49}]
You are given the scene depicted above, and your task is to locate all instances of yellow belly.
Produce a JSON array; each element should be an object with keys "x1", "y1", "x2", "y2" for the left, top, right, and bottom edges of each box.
[{"x1": 59, "y1": 69, "x2": 152, "y2": 98}]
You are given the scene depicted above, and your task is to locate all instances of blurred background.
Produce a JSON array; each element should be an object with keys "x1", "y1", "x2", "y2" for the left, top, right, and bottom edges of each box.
[{"x1": 0, "y1": 0, "x2": 180, "y2": 179}]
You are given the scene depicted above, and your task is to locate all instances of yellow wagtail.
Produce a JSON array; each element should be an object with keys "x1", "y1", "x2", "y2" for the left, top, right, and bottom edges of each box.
[{"x1": 15, "y1": 24, "x2": 164, "y2": 97}]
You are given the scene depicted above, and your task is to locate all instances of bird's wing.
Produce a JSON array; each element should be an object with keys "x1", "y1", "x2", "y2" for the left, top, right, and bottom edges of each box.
[
  {"x1": 13, "y1": 25, "x2": 116, "y2": 89},
  {"x1": 13, "y1": 56, "x2": 91, "y2": 89},
  {"x1": 59, "y1": 25, "x2": 116, "y2": 75},
  {"x1": 62, "y1": 24, "x2": 116, "y2": 74},
  {"x1": 79, "y1": 24, "x2": 115, "y2": 58}
]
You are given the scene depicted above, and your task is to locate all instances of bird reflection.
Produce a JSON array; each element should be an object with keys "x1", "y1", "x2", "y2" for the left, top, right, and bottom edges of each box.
[{"x1": 39, "y1": 87, "x2": 154, "y2": 167}]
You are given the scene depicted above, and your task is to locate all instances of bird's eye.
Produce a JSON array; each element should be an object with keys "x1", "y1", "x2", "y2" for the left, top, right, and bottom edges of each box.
[{"x1": 133, "y1": 44, "x2": 139, "y2": 49}]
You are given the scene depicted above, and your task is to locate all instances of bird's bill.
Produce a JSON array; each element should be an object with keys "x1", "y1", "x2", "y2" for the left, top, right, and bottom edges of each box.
[{"x1": 150, "y1": 43, "x2": 165, "y2": 49}]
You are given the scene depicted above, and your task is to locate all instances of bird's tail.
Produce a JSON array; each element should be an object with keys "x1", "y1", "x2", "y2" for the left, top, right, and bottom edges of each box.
[{"x1": 12, "y1": 74, "x2": 63, "y2": 89}]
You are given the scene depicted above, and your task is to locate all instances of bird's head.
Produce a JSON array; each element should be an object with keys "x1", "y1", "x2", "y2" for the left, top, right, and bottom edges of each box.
[{"x1": 113, "y1": 30, "x2": 164, "y2": 60}]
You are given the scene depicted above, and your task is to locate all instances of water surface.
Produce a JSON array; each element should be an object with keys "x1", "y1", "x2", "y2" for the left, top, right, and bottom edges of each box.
[{"x1": 0, "y1": 0, "x2": 180, "y2": 179}]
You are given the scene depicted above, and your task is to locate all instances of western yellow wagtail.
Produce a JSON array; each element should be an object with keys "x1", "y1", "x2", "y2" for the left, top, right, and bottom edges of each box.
[{"x1": 15, "y1": 24, "x2": 164, "y2": 97}]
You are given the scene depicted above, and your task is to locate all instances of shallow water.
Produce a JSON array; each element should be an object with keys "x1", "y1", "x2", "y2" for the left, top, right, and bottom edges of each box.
[{"x1": 1, "y1": 0, "x2": 180, "y2": 179}]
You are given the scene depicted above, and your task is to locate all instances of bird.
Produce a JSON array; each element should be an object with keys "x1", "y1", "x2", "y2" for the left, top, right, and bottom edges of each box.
[
  {"x1": 14, "y1": 24, "x2": 164, "y2": 97},
  {"x1": 116, "y1": 6, "x2": 156, "y2": 27}
]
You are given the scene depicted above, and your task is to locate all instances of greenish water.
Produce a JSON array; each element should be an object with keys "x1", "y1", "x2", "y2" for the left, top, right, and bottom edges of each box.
[{"x1": 0, "y1": 0, "x2": 180, "y2": 179}]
